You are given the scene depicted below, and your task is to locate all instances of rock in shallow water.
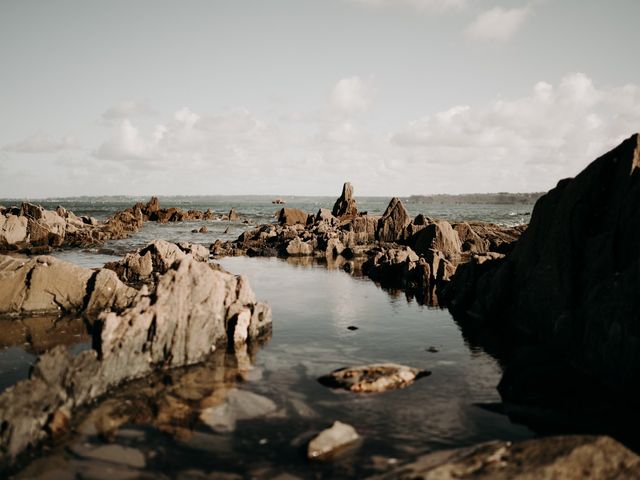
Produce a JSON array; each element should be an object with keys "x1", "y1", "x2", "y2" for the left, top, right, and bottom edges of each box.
[
  {"x1": 307, "y1": 421, "x2": 360, "y2": 461},
  {"x1": 199, "y1": 389, "x2": 278, "y2": 433},
  {"x1": 318, "y1": 363, "x2": 430, "y2": 393}
]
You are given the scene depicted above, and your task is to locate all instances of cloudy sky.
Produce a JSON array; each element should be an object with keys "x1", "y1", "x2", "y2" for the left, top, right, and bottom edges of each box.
[{"x1": 1, "y1": 0, "x2": 639, "y2": 197}]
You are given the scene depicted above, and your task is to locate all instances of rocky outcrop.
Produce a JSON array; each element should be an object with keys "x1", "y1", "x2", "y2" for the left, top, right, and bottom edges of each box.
[
  {"x1": 372, "y1": 435, "x2": 640, "y2": 479},
  {"x1": 0, "y1": 243, "x2": 271, "y2": 467},
  {"x1": 277, "y1": 207, "x2": 310, "y2": 226},
  {"x1": 0, "y1": 255, "x2": 136, "y2": 317},
  {"x1": 212, "y1": 188, "x2": 523, "y2": 306},
  {"x1": 332, "y1": 182, "x2": 358, "y2": 219},
  {"x1": 104, "y1": 239, "x2": 209, "y2": 286},
  {"x1": 376, "y1": 197, "x2": 411, "y2": 243},
  {"x1": 0, "y1": 197, "x2": 224, "y2": 254},
  {"x1": 443, "y1": 134, "x2": 640, "y2": 396}
]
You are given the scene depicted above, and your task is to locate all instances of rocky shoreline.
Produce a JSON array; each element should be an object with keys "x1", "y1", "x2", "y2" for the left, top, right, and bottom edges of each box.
[
  {"x1": 2, "y1": 135, "x2": 640, "y2": 477},
  {"x1": 0, "y1": 240, "x2": 271, "y2": 471}
]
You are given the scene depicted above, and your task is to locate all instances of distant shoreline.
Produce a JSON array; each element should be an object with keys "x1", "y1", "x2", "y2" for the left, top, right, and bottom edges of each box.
[{"x1": 0, "y1": 192, "x2": 544, "y2": 205}]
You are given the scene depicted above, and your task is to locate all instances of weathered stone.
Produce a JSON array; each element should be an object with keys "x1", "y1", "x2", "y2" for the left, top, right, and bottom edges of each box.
[
  {"x1": 377, "y1": 198, "x2": 411, "y2": 243},
  {"x1": 286, "y1": 237, "x2": 314, "y2": 256},
  {"x1": 308, "y1": 421, "x2": 360, "y2": 461},
  {"x1": 318, "y1": 363, "x2": 429, "y2": 393},
  {"x1": 414, "y1": 221, "x2": 462, "y2": 260},
  {"x1": 228, "y1": 208, "x2": 239, "y2": 221},
  {"x1": 278, "y1": 208, "x2": 310, "y2": 226},
  {"x1": 332, "y1": 182, "x2": 358, "y2": 219},
  {"x1": 370, "y1": 435, "x2": 640, "y2": 480}
]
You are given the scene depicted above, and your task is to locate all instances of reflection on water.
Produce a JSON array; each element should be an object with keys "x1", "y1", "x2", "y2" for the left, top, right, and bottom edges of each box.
[
  {"x1": 0, "y1": 315, "x2": 90, "y2": 392},
  {"x1": 6, "y1": 256, "x2": 534, "y2": 478}
]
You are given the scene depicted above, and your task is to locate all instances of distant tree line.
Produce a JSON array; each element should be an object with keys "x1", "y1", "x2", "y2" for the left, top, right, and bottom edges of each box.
[{"x1": 407, "y1": 192, "x2": 544, "y2": 205}]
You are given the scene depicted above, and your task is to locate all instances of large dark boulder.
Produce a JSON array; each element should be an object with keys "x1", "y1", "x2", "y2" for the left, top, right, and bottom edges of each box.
[{"x1": 444, "y1": 133, "x2": 640, "y2": 391}]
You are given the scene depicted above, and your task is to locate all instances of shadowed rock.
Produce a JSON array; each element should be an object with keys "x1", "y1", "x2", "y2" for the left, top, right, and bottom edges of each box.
[
  {"x1": 332, "y1": 182, "x2": 358, "y2": 219},
  {"x1": 370, "y1": 435, "x2": 640, "y2": 479},
  {"x1": 377, "y1": 197, "x2": 411, "y2": 243}
]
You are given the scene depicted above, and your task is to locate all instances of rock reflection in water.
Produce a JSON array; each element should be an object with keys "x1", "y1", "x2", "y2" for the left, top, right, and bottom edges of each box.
[
  {"x1": 16, "y1": 334, "x2": 271, "y2": 479},
  {"x1": 0, "y1": 315, "x2": 90, "y2": 392}
]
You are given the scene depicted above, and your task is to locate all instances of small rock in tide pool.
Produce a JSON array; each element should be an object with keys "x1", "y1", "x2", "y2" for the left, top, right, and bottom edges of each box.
[
  {"x1": 307, "y1": 421, "x2": 360, "y2": 461},
  {"x1": 223, "y1": 226, "x2": 230, "y2": 234},
  {"x1": 318, "y1": 363, "x2": 430, "y2": 393},
  {"x1": 426, "y1": 346, "x2": 439, "y2": 353},
  {"x1": 199, "y1": 389, "x2": 277, "y2": 432},
  {"x1": 347, "y1": 325, "x2": 359, "y2": 331}
]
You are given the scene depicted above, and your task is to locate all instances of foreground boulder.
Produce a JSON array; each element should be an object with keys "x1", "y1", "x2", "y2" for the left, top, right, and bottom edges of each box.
[
  {"x1": 443, "y1": 133, "x2": 640, "y2": 394},
  {"x1": 0, "y1": 245, "x2": 271, "y2": 466},
  {"x1": 371, "y1": 435, "x2": 640, "y2": 479}
]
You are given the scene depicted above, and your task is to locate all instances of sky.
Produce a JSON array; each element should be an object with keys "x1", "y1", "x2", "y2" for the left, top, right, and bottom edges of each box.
[{"x1": 1, "y1": 0, "x2": 639, "y2": 198}]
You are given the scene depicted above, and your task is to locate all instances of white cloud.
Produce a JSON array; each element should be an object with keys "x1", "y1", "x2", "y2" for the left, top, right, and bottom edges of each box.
[
  {"x1": 71, "y1": 73, "x2": 640, "y2": 195},
  {"x1": 465, "y1": 6, "x2": 530, "y2": 42},
  {"x1": 391, "y1": 73, "x2": 640, "y2": 190},
  {"x1": 2, "y1": 132, "x2": 82, "y2": 153},
  {"x1": 101, "y1": 100, "x2": 157, "y2": 122},
  {"x1": 348, "y1": 0, "x2": 468, "y2": 12},
  {"x1": 330, "y1": 76, "x2": 375, "y2": 115}
]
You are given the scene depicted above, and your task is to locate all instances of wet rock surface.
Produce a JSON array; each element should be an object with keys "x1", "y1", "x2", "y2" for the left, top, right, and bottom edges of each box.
[
  {"x1": 371, "y1": 435, "x2": 640, "y2": 479},
  {"x1": 318, "y1": 363, "x2": 430, "y2": 393}
]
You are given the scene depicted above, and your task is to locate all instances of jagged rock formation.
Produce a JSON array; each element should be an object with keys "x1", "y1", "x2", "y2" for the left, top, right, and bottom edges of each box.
[
  {"x1": 277, "y1": 207, "x2": 310, "y2": 226},
  {"x1": 376, "y1": 197, "x2": 411, "y2": 242},
  {"x1": 104, "y1": 239, "x2": 209, "y2": 286},
  {"x1": 0, "y1": 256, "x2": 136, "y2": 317},
  {"x1": 332, "y1": 182, "x2": 358, "y2": 219},
  {"x1": 0, "y1": 242, "x2": 271, "y2": 467},
  {"x1": 212, "y1": 188, "x2": 523, "y2": 306},
  {"x1": 443, "y1": 134, "x2": 640, "y2": 395},
  {"x1": 372, "y1": 435, "x2": 640, "y2": 479},
  {"x1": 0, "y1": 197, "x2": 234, "y2": 254}
]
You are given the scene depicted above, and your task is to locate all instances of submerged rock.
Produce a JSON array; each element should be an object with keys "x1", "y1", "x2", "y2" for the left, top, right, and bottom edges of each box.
[
  {"x1": 318, "y1": 363, "x2": 430, "y2": 393},
  {"x1": 199, "y1": 389, "x2": 277, "y2": 433},
  {"x1": 370, "y1": 435, "x2": 640, "y2": 479},
  {"x1": 307, "y1": 421, "x2": 360, "y2": 461}
]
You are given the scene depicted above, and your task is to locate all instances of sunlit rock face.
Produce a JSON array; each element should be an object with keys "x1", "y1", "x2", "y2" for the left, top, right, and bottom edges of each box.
[{"x1": 0, "y1": 242, "x2": 271, "y2": 468}]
